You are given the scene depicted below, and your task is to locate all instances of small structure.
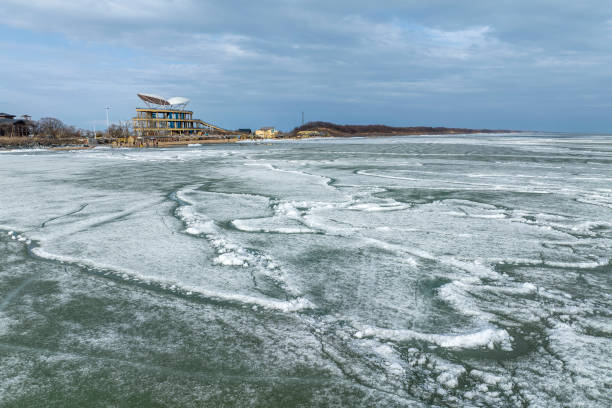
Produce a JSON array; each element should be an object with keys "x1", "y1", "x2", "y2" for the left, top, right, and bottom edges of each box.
[
  {"x1": 132, "y1": 93, "x2": 229, "y2": 138},
  {"x1": 0, "y1": 113, "x2": 35, "y2": 137},
  {"x1": 254, "y1": 127, "x2": 279, "y2": 139}
]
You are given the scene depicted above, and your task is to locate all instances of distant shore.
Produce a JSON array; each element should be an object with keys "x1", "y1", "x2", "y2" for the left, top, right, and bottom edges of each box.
[
  {"x1": 288, "y1": 122, "x2": 515, "y2": 138},
  {"x1": 0, "y1": 123, "x2": 520, "y2": 150}
]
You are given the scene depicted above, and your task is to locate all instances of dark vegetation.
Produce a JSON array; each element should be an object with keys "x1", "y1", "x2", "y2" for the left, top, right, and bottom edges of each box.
[
  {"x1": 290, "y1": 121, "x2": 512, "y2": 137},
  {"x1": 0, "y1": 117, "x2": 90, "y2": 148}
]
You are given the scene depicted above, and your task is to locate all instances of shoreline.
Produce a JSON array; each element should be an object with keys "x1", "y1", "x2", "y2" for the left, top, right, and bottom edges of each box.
[{"x1": 0, "y1": 131, "x2": 534, "y2": 151}]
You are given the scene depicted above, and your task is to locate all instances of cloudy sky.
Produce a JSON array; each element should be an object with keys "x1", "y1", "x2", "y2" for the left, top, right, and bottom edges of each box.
[{"x1": 1, "y1": 1, "x2": 611, "y2": 132}]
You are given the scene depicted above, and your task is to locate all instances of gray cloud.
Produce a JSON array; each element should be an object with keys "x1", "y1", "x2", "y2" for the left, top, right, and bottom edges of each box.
[{"x1": 0, "y1": 0, "x2": 611, "y2": 131}]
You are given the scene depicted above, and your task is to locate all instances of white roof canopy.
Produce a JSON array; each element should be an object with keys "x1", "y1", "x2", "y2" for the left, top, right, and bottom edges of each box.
[
  {"x1": 138, "y1": 94, "x2": 190, "y2": 109},
  {"x1": 168, "y1": 97, "x2": 190, "y2": 106}
]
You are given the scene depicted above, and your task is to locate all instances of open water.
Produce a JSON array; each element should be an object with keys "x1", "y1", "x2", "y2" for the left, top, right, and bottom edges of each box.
[{"x1": 0, "y1": 134, "x2": 610, "y2": 407}]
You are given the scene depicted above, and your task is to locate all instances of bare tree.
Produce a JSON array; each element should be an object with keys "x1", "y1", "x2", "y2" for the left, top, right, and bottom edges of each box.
[
  {"x1": 107, "y1": 121, "x2": 134, "y2": 139},
  {"x1": 35, "y1": 117, "x2": 65, "y2": 139},
  {"x1": 106, "y1": 124, "x2": 123, "y2": 139},
  {"x1": 120, "y1": 120, "x2": 133, "y2": 137}
]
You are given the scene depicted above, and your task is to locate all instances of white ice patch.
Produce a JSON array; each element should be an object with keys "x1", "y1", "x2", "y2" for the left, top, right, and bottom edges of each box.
[
  {"x1": 438, "y1": 280, "x2": 495, "y2": 321},
  {"x1": 358, "y1": 238, "x2": 420, "y2": 265},
  {"x1": 437, "y1": 366, "x2": 467, "y2": 389},
  {"x1": 176, "y1": 206, "x2": 216, "y2": 235},
  {"x1": 231, "y1": 219, "x2": 315, "y2": 234},
  {"x1": 213, "y1": 252, "x2": 249, "y2": 267},
  {"x1": 468, "y1": 282, "x2": 539, "y2": 296},
  {"x1": 354, "y1": 325, "x2": 513, "y2": 351},
  {"x1": 274, "y1": 201, "x2": 302, "y2": 218},
  {"x1": 491, "y1": 256, "x2": 609, "y2": 270},
  {"x1": 576, "y1": 193, "x2": 612, "y2": 209},
  {"x1": 441, "y1": 257, "x2": 499, "y2": 279},
  {"x1": 546, "y1": 321, "x2": 611, "y2": 400},
  {"x1": 346, "y1": 200, "x2": 409, "y2": 212},
  {"x1": 175, "y1": 186, "x2": 304, "y2": 296},
  {"x1": 244, "y1": 162, "x2": 333, "y2": 188},
  {"x1": 30, "y1": 245, "x2": 313, "y2": 312},
  {"x1": 371, "y1": 342, "x2": 406, "y2": 376},
  {"x1": 231, "y1": 201, "x2": 317, "y2": 234},
  {"x1": 442, "y1": 199, "x2": 508, "y2": 219},
  {"x1": 470, "y1": 369, "x2": 506, "y2": 386},
  {"x1": 545, "y1": 259, "x2": 609, "y2": 269},
  {"x1": 4, "y1": 230, "x2": 31, "y2": 245},
  {"x1": 571, "y1": 220, "x2": 612, "y2": 234}
]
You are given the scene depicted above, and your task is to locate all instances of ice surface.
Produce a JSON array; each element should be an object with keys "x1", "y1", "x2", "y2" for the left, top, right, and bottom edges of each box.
[
  {"x1": 354, "y1": 325, "x2": 513, "y2": 350},
  {"x1": 0, "y1": 134, "x2": 610, "y2": 406}
]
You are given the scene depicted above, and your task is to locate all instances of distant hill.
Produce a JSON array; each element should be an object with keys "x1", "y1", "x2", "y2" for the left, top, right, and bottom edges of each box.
[{"x1": 290, "y1": 121, "x2": 512, "y2": 137}]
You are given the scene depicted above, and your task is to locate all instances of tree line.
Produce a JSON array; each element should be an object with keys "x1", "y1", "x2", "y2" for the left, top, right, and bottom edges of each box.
[
  {"x1": 291, "y1": 121, "x2": 506, "y2": 136},
  {"x1": 0, "y1": 117, "x2": 135, "y2": 148}
]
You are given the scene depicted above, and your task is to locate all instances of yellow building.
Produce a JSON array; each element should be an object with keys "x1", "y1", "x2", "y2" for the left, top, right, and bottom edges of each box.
[
  {"x1": 132, "y1": 93, "x2": 227, "y2": 137},
  {"x1": 254, "y1": 127, "x2": 279, "y2": 139}
]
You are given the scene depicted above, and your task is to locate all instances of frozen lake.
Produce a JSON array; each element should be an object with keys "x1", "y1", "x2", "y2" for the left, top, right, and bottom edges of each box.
[{"x1": 1, "y1": 134, "x2": 611, "y2": 406}]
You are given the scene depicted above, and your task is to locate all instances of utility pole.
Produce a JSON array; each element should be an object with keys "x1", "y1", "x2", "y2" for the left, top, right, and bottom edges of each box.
[
  {"x1": 105, "y1": 106, "x2": 112, "y2": 129},
  {"x1": 301, "y1": 111, "x2": 304, "y2": 126}
]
